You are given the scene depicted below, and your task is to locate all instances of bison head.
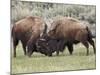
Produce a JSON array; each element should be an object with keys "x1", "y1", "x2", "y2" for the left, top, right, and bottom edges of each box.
[{"x1": 36, "y1": 34, "x2": 53, "y2": 56}]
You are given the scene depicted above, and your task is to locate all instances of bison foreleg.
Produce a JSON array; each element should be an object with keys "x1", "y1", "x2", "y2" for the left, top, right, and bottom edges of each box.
[
  {"x1": 21, "y1": 40, "x2": 27, "y2": 56},
  {"x1": 56, "y1": 50, "x2": 59, "y2": 56},
  {"x1": 22, "y1": 43, "x2": 27, "y2": 56},
  {"x1": 27, "y1": 44, "x2": 35, "y2": 57},
  {"x1": 67, "y1": 44, "x2": 73, "y2": 55},
  {"x1": 56, "y1": 44, "x2": 59, "y2": 56},
  {"x1": 27, "y1": 41, "x2": 34, "y2": 57}
]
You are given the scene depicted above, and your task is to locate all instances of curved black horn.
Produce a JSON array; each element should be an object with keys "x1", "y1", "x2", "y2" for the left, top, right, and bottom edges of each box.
[{"x1": 43, "y1": 23, "x2": 48, "y2": 34}]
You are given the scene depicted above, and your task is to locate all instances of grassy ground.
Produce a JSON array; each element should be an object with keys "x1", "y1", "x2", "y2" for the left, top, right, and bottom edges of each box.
[{"x1": 11, "y1": 43, "x2": 96, "y2": 74}]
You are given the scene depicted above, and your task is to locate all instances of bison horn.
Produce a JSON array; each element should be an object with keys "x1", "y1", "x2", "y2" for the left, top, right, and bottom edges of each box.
[{"x1": 40, "y1": 38, "x2": 46, "y2": 41}]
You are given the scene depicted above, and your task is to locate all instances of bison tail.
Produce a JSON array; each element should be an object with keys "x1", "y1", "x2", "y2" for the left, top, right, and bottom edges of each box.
[
  {"x1": 86, "y1": 26, "x2": 95, "y2": 39},
  {"x1": 11, "y1": 25, "x2": 15, "y2": 39},
  {"x1": 11, "y1": 26, "x2": 14, "y2": 38}
]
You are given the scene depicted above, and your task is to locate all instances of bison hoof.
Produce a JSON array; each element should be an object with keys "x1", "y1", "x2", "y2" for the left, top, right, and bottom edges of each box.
[
  {"x1": 28, "y1": 54, "x2": 32, "y2": 57},
  {"x1": 13, "y1": 54, "x2": 16, "y2": 58},
  {"x1": 44, "y1": 54, "x2": 48, "y2": 56},
  {"x1": 24, "y1": 53, "x2": 27, "y2": 56},
  {"x1": 13, "y1": 56, "x2": 16, "y2": 58},
  {"x1": 86, "y1": 54, "x2": 89, "y2": 56},
  {"x1": 70, "y1": 53, "x2": 73, "y2": 55},
  {"x1": 27, "y1": 53, "x2": 32, "y2": 57},
  {"x1": 56, "y1": 52, "x2": 59, "y2": 56},
  {"x1": 28, "y1": 55, "x2": 31, "y2": 57},
  {"x1": 94, "y1": 51, "x2": 96, "y2": 54},
  {"x1": 48, "y1": 54, "x2": 52, "y2": 57},
  {"x1": 69, "y1": 52, "x2": 73, "y2": 55}
]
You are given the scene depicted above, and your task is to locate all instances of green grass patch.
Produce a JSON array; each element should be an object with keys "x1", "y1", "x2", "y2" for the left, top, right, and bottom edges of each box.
[{"x1": 11, "y1": 43, "x2": 96, "y2": 74}]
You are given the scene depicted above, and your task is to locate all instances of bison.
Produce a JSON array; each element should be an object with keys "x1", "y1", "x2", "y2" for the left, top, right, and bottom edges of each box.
[
  {"x1": 12, "y1": 16, "x2": 47, "y2": 57},
  {"x1": 48, "y1": 17, "x2": 96, "y2": 55},
  {"x1": 36, "y1": 17, "x2": 96, "y2": 56}
]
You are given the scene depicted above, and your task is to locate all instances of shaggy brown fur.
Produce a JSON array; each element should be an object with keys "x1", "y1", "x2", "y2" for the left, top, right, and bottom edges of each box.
[
  {"x1": 12, "y1": 16, "x2": 47, "y2": 57},
  {"x1": 47, "y1": 17, "x2": 96, "y2": 55}
]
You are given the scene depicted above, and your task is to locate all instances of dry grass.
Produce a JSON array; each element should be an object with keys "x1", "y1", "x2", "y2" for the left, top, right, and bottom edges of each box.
[{"x1": 11, "y1": 43, "x2": 96, "y2": 74}]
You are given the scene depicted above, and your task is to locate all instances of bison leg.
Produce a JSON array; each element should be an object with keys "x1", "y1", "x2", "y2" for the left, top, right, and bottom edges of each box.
[
  {"x1": 27, "y1": 36, "x2": 35, "y2": 57},
  {"x1": 27, "y1": 41, "x2": 37, "y2": 57},
  {"x1": 21, "y1": 42, "x2": 27, "y2": 56},
  {"x1": 13, "y1": 38, "x2": 19, "y2": 57},
  {"x1": 55, "y1": 44, "x2": 59, "y2": 56},
  {"x1": 82, "y1": 41, "x2": 89, "y2": 56},
  {"x1": 27, "y1": 49, "x2": 34, "y2": 57},
  {"x1": 56, "y1": 45, "x2": 59, "y2": 56},
  {"x1": 21, "y1": 40, "x2": 27, "y2": 56},
  {"x1": 67, "y1": 43, "x2": 73, "y2": 55},
  {"x1": 56, "y1": 50, "x2": 59, "y2": 56},
  {"x1": 56, "y1": 40, "x2": 65, "y2": 56},
  {"x1": 27, "y1": 44, "x2": 35, "y2": 57},
  {"x1": 48, "y1": 53, "x2": 52, "y2": 57},
  {"x1": 88, "y1": 39, "x2": 96, "y2": 54}
]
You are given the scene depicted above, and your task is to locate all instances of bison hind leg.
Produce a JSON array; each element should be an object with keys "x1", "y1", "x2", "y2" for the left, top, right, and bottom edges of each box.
[
  {"x1": 22, "y1": 43, "x2": 27, "y2": 56},
  {"x1": 88, "y1": 39, "x2": 96, "y2": 54},
  {"x1": 82, "y1": 41, "x2": 89, "y2": 56},
  {"x1": 67, "y1": 43, "x2": 73, "y2": 55},
  {"x1": 13, "y1": 38, "x2": 19, "y2": 57}
]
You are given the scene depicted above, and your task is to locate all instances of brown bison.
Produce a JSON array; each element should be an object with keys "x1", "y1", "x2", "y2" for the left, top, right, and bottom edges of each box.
[
  {"x1": 37, "y1": 17, "x2": 96, "y2": 56},
  {"x1": 12, "y1": 16, "x2": 47, "y2": 57},
  {"x1": 48, "y1": 17, "x2": 96, "y2": 55}
]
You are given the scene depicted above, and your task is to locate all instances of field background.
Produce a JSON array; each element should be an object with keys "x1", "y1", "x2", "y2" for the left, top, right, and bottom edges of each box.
[
  {"x1": 11, "y1": 0, "x2": 96, "y2": 74},
  {"x1": 11, "y1": 42, "x2": 96, "y2": 74}
]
